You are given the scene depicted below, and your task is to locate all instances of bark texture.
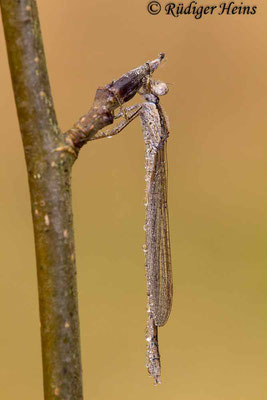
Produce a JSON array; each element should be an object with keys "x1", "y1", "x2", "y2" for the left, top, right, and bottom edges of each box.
[{"x1": 0, "y1": 1, "x2": 83, "y2": 399}]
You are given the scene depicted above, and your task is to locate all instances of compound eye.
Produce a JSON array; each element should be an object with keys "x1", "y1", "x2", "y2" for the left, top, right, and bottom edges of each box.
[{"x1": 152, "y1": 80, "x2": 169, "y2": 96}]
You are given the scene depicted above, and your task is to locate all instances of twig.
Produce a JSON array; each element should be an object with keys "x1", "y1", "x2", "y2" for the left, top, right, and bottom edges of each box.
[
  {"x1": 0, "y1": 1, "x2": 83, "y2": 399},
  {"x1": 63, "y1": 53, "x2": 165, "y2": 156}
]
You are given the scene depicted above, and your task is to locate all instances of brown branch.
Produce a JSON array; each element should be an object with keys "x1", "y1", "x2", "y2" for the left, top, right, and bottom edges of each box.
[
  {"x1": 63, "y1": 53, "x2": 165, "y2": 156},
  {"x1": 0, "y1": 1, "x2": 83, "y2": 399}
]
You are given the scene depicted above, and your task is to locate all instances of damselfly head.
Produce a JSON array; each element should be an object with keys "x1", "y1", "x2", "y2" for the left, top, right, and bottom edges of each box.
[{"x1": 151, "y1": 80, "x2": 169, "y2": 97}]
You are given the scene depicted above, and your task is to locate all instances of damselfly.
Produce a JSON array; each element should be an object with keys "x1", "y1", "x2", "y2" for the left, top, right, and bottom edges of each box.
[
  {"x1": 140, "y1": 77, "x2": 172, "y2": 384},
  {"x1": 89, "y1": 54, "x2": 173, "y2": 383}
]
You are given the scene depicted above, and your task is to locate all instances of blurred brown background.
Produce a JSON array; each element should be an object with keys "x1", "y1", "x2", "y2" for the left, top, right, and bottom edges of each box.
[{"x1": 0, "y1": 1, "x2": 265, "y2": 399}]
